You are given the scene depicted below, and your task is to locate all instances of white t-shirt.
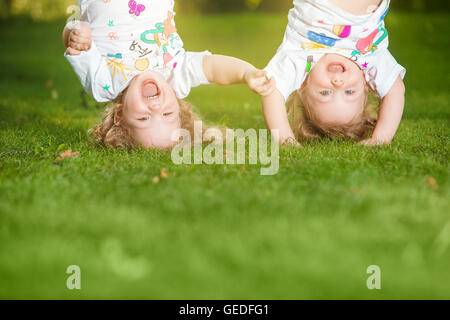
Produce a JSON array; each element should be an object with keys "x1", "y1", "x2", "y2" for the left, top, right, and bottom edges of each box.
[
  {"x1": 65, "y1": 0, "x2": 210, "y2": 102},
  {"x1": 265, "y1": 0, "x2": 406, "y2": 101}
]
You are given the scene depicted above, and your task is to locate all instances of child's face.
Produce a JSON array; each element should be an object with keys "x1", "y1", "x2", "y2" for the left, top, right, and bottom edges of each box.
[
  {"x1": 120, "y1": 71, "x2": 181, "y2": 150},
  {"x1": 304, "y1": 54, "x2": 367, "y2": 126}
]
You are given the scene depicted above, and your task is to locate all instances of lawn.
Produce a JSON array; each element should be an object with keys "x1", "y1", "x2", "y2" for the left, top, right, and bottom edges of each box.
[{"x1": 0, "y1": 13, "x2": 449, "y2": 299}]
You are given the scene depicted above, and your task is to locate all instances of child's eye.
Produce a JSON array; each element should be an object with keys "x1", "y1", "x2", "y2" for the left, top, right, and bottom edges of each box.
[
  {"x1": 163, "y1": 112, "x2": 173, "y2": 117},
  {"x1": 345, "y1": 90, "x2": 355, "y2": 95},
  {"x1": 138, "y1": 116, "x2": 150, "y2": 121},
  {"x1": 320, "y1": 90, "x2": 332, "y2": 96}
]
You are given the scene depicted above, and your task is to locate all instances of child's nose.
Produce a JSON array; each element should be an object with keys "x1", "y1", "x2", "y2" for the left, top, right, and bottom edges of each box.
[
  {"x1": 147, "y1": 102, "x2": 161, "y2": 112},
  {"x1": 331, "y1": 79, "x2": 344, "y2": 87}
]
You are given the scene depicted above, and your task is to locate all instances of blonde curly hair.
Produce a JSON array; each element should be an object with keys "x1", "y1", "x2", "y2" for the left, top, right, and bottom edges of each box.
[
  {"x1": 287, "y1": 85, "x2": 380, "y2": 142},
  {"x1": 90, "y1": 95, "x2": 208, "y2": 149}
]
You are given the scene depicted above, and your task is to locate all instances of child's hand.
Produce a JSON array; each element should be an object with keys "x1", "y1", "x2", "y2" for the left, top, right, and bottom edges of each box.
[
  {"x1": 281, "y1": 137, "x2": 302, "y2": 148},
  {"x1": 245, "y1": 70, "x2": 276, "y2": 97},
  {"x1": 65, "y1": 22, "x2": 92, "y2": 56},
  {"x1": 361, "y1": 77, "x2": 405, "y2": 148},
  {"x1": 359, "y1": 137, "x2": 389, "y2": 147}
]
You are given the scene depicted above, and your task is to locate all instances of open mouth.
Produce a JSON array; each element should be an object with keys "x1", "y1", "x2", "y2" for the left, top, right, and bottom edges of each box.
[
  {"x1": 142, "y1": 80, "x2": 160, "y2": 100},
  {"x1": 327, "y1": 62, "x2": 346, "y2": 73}
]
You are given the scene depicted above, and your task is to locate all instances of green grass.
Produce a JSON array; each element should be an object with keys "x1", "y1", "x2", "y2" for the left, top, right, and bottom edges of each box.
[{"x1": 0, "y1": 13, "x2": 449, "y2": 299}]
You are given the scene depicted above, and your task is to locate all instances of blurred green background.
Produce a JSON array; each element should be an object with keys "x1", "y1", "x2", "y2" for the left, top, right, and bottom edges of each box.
[
  {"x1": 1, "y1": 0, "x2": 449, "y2": 20},
  {"x1": 0, "y1": 0, "x2": 449, "y2": 300}
]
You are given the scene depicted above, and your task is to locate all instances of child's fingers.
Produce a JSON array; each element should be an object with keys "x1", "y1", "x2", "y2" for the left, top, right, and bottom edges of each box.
[
  {"x1": 248, "y1": 70, "x2": 268, "y2": 83},
  {"x1": 258, "y1": 74, "x2": 274, "y2": 86},
  {"x1": 69, "y1": 32, "x2": 91, "y2": 50},
  {"x1": 71, "y1": 33, "x2": 92, "y2": 48},
  {"x1": 254, "y1": 70, "x2": 267, "y2": 77},
  {"x1": 248, "y1": 81, "x2": 264, "y2": 94},
  {"x1": 281, "y1": 137, "x2": 302, "y2": 148},
  {"x1": 247, "y1": 73, "x2": 275, "y2": 96},
  {"x1": 360, "y1": 139, "x2": 373, "y2": 146},
  {"x1": 256, "y1": 76, "x2": 274, "y2": 89},
  {"x1": 252, "y1": 77, "x2": 268, "y2": 88},
  {"x1": 262, "y1": 79, "x2": 276, "y2": 96},
  {"x1": 70, "y1": 39, "x2": 90, "y2": 50},
  {"x1": 261, "y1": 78, "x2": 276, "y2": 93},
  {"x1": 73, "y1": 29, "x2": 91, "y2": 37},
  {"x1": 66, "y1": 47, "x2": 81, "y2": 56},
  {"x1": 70, "y1": 33, "x2": 90, "y2": 44},
  {"x1": 77, "y1": 33, "x2": 92, "y2": 41},
  {"x1": 69, "y1": 41, "x2": 88, "y2": 51},
  {"x1": 255, "y1": 83, "x2": 270, "y2": 94},
  {"x1": 359, "y1": 138, "x2": 383, "y2": 146}
]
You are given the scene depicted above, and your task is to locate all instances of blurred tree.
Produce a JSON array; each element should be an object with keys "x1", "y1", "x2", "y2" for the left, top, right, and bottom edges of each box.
[
  {"x1": 258, "y1": 0, "x2": 293, "y2": 12},
  {"x1": 0, "y1": 0, "x2": 12, "y2": 18},
  {"x1": 0, "y1": 0, "x2": 76, "y2": 20},
  {"x1": 5, "y1": 0, "x2": 12, "y2": 12}
]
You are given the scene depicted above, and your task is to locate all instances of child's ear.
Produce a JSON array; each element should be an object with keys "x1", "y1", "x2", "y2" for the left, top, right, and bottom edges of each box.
[{"x1": 114, "y1": 104, "x2": 124, "y2": 126}]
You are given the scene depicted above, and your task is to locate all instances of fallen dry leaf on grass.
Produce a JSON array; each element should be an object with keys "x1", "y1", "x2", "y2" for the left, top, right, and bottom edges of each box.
[
  {"x1": 55, "y1": 149, "x2": 80, "y2": 162},
  {"x1": 426, "y1": 177, "x2": 438, "y2": 190},
  {"x1": 152, "y1": 176, "x2": 160, "y2": 184},
  {"x1": 160, "y1": 168, "x2": 170, "y2": 179},
  {"x1": 45, "y1": 80, "x2": 54, "y2": 89},
  {"x1": 51, "y1": 89, "x2": 59, "y2": 100}
]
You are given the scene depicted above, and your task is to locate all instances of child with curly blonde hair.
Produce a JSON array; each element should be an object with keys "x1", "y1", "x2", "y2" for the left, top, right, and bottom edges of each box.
[
  {"x1": 261, "y1": 0, "x2": 406, "y2": 146},
  {"x1": 63, "y1": 0, "x2": 271, "y2": 149}
]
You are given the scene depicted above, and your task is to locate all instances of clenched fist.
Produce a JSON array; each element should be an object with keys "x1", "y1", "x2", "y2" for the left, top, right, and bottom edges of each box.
[
  {"x1": 63, "y1": 21, "x2": 92, "y2": 56},
  {"x1": 245, "y1": 70, "x2": 276, "y2": 97}
]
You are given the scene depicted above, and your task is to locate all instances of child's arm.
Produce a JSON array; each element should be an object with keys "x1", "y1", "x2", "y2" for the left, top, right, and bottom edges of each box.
[
  {"x1": 360, "y1": 76, "x2": 405, "y2": 146},
  {"x1": 203, "y1": 55, "x2": 275, "y2": 96},
  {"x1": 63, "y1": 21, "x2": 92, "y2": 56},
  {"x1": 203, "y1": 55, "x2": 297, "y2": 144},
  {"x1": 62, "y1": 21, "x2": 114, "y2": 102},
  {"x1": 262, "y1": 89, "x2": 299, "y2": 145}
]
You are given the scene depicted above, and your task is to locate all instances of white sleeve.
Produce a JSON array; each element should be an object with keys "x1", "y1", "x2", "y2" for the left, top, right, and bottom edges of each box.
[
  {"x1": 365, "y1": 49, "x2": 406, "y2": 98},
  {"x1": 78, "y1": 0, "x2": 93, "y2": 17},
  {"x1": 264, "y1": 48, "x2": 305, "y2": 102},
  {"x1": 170, "y1": 51, "x2": 212, "y2": 99},
  {"x1": 65, "y1": 41, "x2": 116, "y2": 102}
]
